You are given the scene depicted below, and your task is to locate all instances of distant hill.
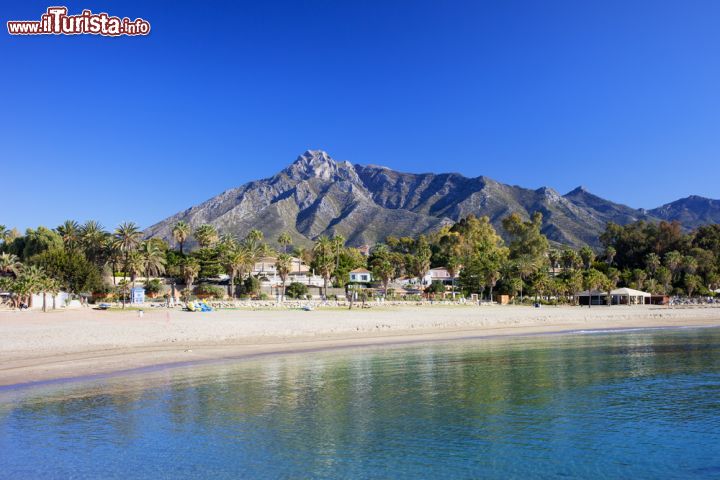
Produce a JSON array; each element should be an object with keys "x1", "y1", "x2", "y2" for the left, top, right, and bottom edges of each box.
[
  {"x1": 145, "y1": 150, "x2": 718, "y2": 248},
  {"x1": 649, "y1": 196, "x2": 720, "y2": 228}
]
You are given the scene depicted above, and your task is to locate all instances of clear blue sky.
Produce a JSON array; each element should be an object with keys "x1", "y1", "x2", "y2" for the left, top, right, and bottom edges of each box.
[{"x1": 3, "y1": 0, "x2": 720, "y2": 231}]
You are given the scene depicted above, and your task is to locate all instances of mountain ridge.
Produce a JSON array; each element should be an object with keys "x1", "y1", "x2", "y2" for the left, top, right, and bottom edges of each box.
[{"x1": 145, "y1": 150, "x2": 720, "y2": 249}]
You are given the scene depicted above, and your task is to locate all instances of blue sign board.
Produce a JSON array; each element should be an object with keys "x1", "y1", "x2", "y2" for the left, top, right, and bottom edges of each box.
[{"x1": 130, "y1": 287, "x2": 145, "y2": 304}]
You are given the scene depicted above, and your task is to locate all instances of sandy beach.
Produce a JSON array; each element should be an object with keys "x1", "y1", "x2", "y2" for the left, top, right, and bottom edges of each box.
[{"x1": 1, "y1": 304, "x2": 719, "y2": 387}]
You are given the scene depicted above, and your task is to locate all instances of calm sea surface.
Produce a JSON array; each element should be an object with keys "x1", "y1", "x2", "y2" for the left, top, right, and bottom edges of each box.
[{"x1": 1, "y1": 327, "x2": 719, "y2": 479}]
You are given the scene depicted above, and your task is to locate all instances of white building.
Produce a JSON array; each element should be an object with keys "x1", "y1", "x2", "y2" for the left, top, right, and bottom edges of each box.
[{"x1": 349, "y1": 268, "x2": 372, "y2": 283}]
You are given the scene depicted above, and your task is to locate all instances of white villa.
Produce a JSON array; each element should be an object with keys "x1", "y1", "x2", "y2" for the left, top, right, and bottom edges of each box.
[
  {"x1": 220, "y1": 256, "x2": 325, "y2": 288},
  {"x1": 349, "y1": 268, "x2": 372, "y2": 283},
  {"x1": 399, "y1": 267, "x2": 457, "y2": 288}
]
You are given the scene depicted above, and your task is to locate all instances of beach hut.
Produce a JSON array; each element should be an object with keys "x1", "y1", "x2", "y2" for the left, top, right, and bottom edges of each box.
[
  {"x1": 610, "y1": 287, "x2": 651, "y2": 305},
  {"x1": 575, "y1": 289, "x2": 608, "y2": 306}
]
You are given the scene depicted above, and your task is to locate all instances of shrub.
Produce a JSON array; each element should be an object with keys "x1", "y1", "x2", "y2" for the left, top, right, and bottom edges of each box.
[
  {"x1": 285, "y1": 282, "x2": 309, "y2": 299},
  {"x1": 194, "y1": 284, "x2": 225, "y2": 299},
  {"x1": 144, "y1": 278, "x2": 164, "y2": 296}
]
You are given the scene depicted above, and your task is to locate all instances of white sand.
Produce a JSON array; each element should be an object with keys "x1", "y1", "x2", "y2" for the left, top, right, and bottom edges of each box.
[{"x1": 1, "y1": 305, "x2": 719, "y2": 386}]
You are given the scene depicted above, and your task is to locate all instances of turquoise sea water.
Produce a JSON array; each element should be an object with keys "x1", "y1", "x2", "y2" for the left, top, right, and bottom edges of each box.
[{"x1": 1, "y1": 327, "x2": 720, "y2": 479}]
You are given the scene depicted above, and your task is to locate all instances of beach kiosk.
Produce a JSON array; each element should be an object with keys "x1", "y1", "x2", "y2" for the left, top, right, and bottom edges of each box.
[{"x1": 130, "y1": 287, "x2": 145, "y2": 305}]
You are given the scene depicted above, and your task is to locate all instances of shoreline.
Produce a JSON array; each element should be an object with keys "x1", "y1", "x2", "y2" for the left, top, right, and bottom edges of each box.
[{"x1": 1, "y1": 305, "x2": 719, "y2": 388}]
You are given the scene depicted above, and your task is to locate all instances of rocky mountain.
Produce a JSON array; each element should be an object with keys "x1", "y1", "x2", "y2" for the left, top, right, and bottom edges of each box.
[
  {"x1": 145, "y1": 150, "x2": 717, "y2": 249},
  {"x1": 649, "y1": 196, "x2": 720, "y2": 228}
]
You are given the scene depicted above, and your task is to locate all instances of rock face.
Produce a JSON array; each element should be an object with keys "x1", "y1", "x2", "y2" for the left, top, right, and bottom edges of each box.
[{"x1": 145, "y1": 150, "x2": 718, "y2": 248}]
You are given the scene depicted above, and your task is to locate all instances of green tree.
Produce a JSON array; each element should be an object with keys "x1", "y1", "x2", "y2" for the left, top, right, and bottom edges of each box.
[
  {"x1": 182, "y1": 258, "x2": 201, "y2": 294},
  {"x1": 56, "y1": 220, "x2": 81, "y2": 251},
  {"x1": 194, "y1": 224, "x2": 219, "y2": 249},
  {"x1": 172, "y1": 221, "x2": 191, "y2": 254},
  {"x1": 277, "y1": 232, "x2": 292, "y2": 254},
  {"x1": 275, "y1": 253, "x2": 292, "y2": 300},
  {"x1": 313, "y1": 235, "x2": 335, "y2": 298},
  {"x1": 369, "y1": 245, "x2": 394, "y2": 296},
  {"x1": 141, "y1": 241, "x2": 167, "y2": 283},
  {"x1": 684, "y1": 274, "x2": 701, "y2": 297}
]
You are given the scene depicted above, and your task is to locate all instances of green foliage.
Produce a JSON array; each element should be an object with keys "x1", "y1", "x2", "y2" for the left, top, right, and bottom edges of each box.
[
  {"x1": 194, "y1": 283, "x2": 225, "y2": 299},
  {"x1": 12, "y1": 227, "x2": 64, "y2": 260},
  {"x1": 31, "y1": 248, "x2": 103, "y2": 294},
  {"x1": 144, "y1": 278, "x2": 164, "y2": 296},
  {"x1": 285, "y1": 282, "x2": 309, "y2": 299},
  {"x1": 425, "y1": 280, "x2": 445, "y2": 295}
]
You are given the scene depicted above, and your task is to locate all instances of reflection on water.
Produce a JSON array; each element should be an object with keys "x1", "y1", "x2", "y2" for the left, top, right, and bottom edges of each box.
[{"x1": 1, "y1": 328, "x2": 720, "y2": 479}]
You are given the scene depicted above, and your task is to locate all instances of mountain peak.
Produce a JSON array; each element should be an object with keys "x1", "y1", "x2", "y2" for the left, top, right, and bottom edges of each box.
[
  {"x1": 285, "y1": 150, "x2": 357, "y2": 182},
  {"x1": 566, "y1": 186, "x2": 589, "y2": 195}
]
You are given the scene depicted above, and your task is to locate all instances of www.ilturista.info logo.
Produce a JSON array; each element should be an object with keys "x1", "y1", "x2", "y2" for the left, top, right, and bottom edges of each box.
[{"x1": 7, "y1": 6, "x2": 150, "y2": 36}]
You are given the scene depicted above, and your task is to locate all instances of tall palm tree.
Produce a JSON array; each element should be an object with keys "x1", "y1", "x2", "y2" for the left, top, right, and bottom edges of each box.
[
  {"x1": 578, "y1": 246, "x2": 595, "y2": 270},
  {"x1": 182, "y1": 258, "x2": 201, "y2": 295},
  {"x1": 645, "y1": 253, "x2": 661, "y2": 277},
  {"x1": 547, "y1": 249, "x2": 560, "y2": 276},
  {"x1": 223, "y1": 245, "x2": 251, "y2": 299},
  {"x1": 664, "y1": 250, "x2": 683, "y2": 282},
  {"x1": 332, "y1": 234, "x2": 345, "y2": 272},
  {"x1": 141, "y1": 241, "x2": 167, "y2": 283},
  {"x1": 172, "y1": 221, "x2": 191, "y2": 254},
  {"x1": 103, "y1": 237, "x2": 122, "y2": 285},
  {"x1": 113, "y1": 222, "x2": 142, "y2": 306},
  {"x1": 56, "y1": 220, "x2": 80, "y2": 251},
  {"x1": 127, "y1": 251, "x2": 145, "y2": 288},
  {"x1": 313, "y1": 235, "x2": 335, "y2": 298},
  {"x1": 513, "y1": 255, "x2": 538, "y2": 303},
  {"x1": 80, "y1": 220, "x2": 106, "y2": 264},
  {"x1": 275, "y1": 253, "x2": 292, "y2": 301},
  {"x1": 194, "y1": 224, "x2": 219, "y2": 249},
  {"x1": 277, "y1": 232, "x2": 292, "y2": 254}
]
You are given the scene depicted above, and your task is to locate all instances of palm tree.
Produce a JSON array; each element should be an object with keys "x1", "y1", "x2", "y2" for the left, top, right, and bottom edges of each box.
[
  {"x1": 247, "y1": 229, "x2": 264, "y2": 245},
  {"x1": 172, "y1": 221, "x2": 191, "y2": 254},
  {"x1": 127, "y1": 251, "x2": 145, "y2": 288},
  {"x1": 547, "y1": 249, "x2": 560, "y2": 275},
  {"x1": 113, "y1": 222, "x2": 142, "y2": 303},
  {"x1": 223, "y1": 246, "x2": 251, "y2": 299},
  {"x1": 313, "y1": 235, "x2": 335, "y2": 298},
  {"x1": 45, "y1": 276, "x2": 61, "y2": 310},
  {"x1": 56, "y1": 220, "x2": 80, "y2": 251},
  {"x1": 141, "y1": 241, "x2": 166, "y2": 283},
  {"x1": 0, "y1": 253, "x2": 22, "y2": 277},
  {"x1": 579, "y1": 246, "x2": 595, "y2": 270},
  {"x1": 582, "y1": 268, "x2": 608, "y2": 308},
  {"x1": 0, "y1": 225, "x2": 10, "y2": 245},
  {"x1": 103, "y1": 237, "x2": 122, "y2": 286},
  {"x1": 446, "y1": 255, "x2": 460, "y2": 299},
  {"x1": 664, "y1": 250, "x2": 683, "y2": 282},
  {"x1": 182, "y1": 258, "x2": 201, "y2": 296},
  {"x1": 194, "y1": 224, "x2": 218, "y2": 249},
  {"x1": 561, "y1": 248, "x2": 582, "y2": 271},
  {"x1": 80, "y1": 220, "x2": 106, "y2": 264},
  {"x1": 277, "y1": 232, "x2": 292, "y2": 254},
  {"x1": 604, "y1": 246, "x2": 617, "y2": 266},
  {"x1": 332, "y1": 234, "x2": 345, "y2": 272},
  {"x1": 645, "y1": 253, "x2": 661, "y2": 277},
  {"x1": 17, "y1": 265, "x2": 46, "y2": 309},
  {"x1": 513, "y1": 255, "x2": 538, "y2": 303},
  {"x1": 682, "y1": 255, "x2": 698, "y2": 275},
  {"x1": 370, "y1": 247, "x2": 394, "y2": 296},
  {"x1": 275, "y1": 253, "x2": 292, "y2": 301}
]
